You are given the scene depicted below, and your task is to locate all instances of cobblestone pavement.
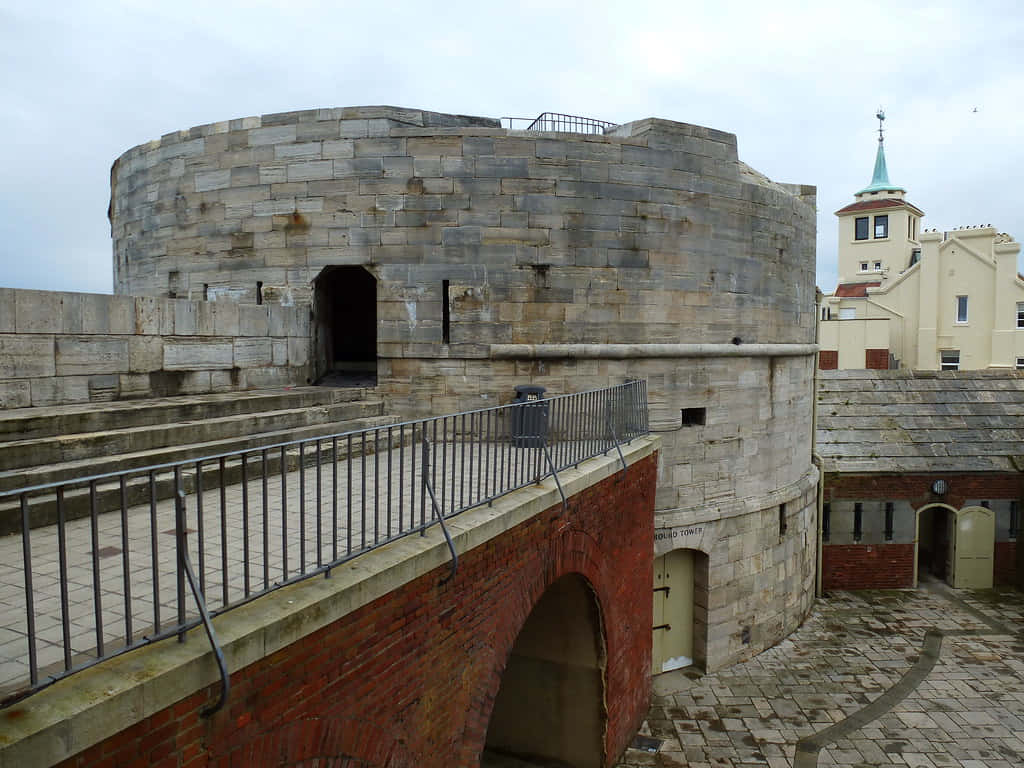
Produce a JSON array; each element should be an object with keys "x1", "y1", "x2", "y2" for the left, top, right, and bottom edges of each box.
[{"x1": 617, "y1": 582, "x2": 1024, "y2": 768}]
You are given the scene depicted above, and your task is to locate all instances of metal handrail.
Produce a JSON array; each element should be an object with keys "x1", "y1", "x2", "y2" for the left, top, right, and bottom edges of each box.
[
  {"x1": 501, "y1": 112, "x2": 618, "y2": 134},
  {"x1": 0, "y1": 381, "x2": 648, "y2": 704}
]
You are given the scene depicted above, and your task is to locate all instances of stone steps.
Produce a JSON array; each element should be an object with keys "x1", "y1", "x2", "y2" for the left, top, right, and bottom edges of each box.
[{"x1": 0, "y1": 387, "x2": 399, "y2": 531}]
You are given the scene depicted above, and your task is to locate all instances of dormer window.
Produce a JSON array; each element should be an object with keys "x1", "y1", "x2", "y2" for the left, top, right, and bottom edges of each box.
[
  {"x1": 874, "y1": 215, "x2": 888, "y2": 239},
  {"x1": 855, "y1": 217, "x2": 869, "y2": 241}
]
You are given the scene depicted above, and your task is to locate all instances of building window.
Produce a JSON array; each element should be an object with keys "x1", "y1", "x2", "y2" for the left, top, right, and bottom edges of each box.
[
  {"x1": 853, "y1": 502, "x2": 863, "y2": 542},
  {"x1": 839, "y1": 307, "x2": 856, "y2": 320},
  {"x1": 1016, "y1": 357, "x2": 1024, "y2": 370},
  {"x1": 1011, "y1": 501, "x2": 1019, "y2": 539},
  {"x1": 860, "y1": 261, "x2": 869, "y2": 272},
  {"x1": 956, "y1": 295, "x2": 968, "y2": 324},
  {"x1": 909, "y1": 249, "x2": 921, "y2": 267},
  {"x1": 821, "y1": 306, "x2": 832, "y2": 320},
  {"x1": 442, "y1": 280, "x2": 451, "y2": 343},
  {"x1": 680, "y1": 407, "x2": 706, "y2": 426},
  {"x1": 940, "y1": 350, "x2": 960, "y2": 371},
  {"x1": 884, "y1": 502, "x2": 894, "y2": 542},
  {"x1": 874, "y1": 215, "x2": 888, "y2": 239},
  {"x1": 823, "y1": 503, "x2": 830, "y2": 542},
  {"x1": 873, "y1": 261, "x2": 882, "y2": 271},
  {"x1": 1017, "y1": 302, "x2": 1024, "y2": 329},
  {"x1": 779, "y1": 503, "x2": 787, "y2": 536},
  {"x1": 855, "y1": 217, "x2": 869, "y2": 241}
]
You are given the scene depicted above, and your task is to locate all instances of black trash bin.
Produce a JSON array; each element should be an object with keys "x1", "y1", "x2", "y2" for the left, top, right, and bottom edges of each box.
[{"x1": 510, "y1": 385, "x2": 548, "y2": 448}]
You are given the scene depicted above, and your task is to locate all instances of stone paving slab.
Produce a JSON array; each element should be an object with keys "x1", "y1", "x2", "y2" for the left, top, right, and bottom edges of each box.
[{"x1": 617, "y1": 584, "x2": 1024, "y2": 768}]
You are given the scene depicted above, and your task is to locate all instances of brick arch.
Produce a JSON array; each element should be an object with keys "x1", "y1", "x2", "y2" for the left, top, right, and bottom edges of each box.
[{"x1": 226, "y1": 715, "x2": 417, "y2": 768}]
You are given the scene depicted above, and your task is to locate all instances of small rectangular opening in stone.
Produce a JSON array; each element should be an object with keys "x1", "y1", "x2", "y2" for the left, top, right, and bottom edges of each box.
[{"x1": 680, "y1": 407, "x2": 705, "y2": 427}]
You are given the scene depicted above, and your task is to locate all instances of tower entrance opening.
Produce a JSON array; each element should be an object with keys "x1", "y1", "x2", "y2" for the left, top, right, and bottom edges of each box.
[
  {"x1": 652, "y1": 548, "x2": 709, "y2": 673},
  {"x1": 483, "y1": 574, "x2": 607, "y2": 768},
  {"x1": 312, "y1": 266, "x2": 377, "y2": 385}
]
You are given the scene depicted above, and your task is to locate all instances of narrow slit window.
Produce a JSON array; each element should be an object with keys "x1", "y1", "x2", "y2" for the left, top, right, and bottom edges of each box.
[
  {"x1": 884, "y1": 502, "x2": 894, "y2": 541},
  {"x1": 956, "y1": 295, "x2": 968, "y2": 324},
  {"x1": 442, "y1": 279, "x2": 450, "y2": 344},
  {"x1": 203, "y1": 283, "x2": 209, "y2": 301},
  {"x1": 853, "y1": 502, "x2": 863, "y2": 542},
  {"x1": 779, "y1": 503, "x2": 787, "y2": 536},
  {"x1": 823, "y1": 503, "x2": 831, "y2": 542},
  {"x1": 256, "y1": 281, "x2": 263, "y2": 305}
]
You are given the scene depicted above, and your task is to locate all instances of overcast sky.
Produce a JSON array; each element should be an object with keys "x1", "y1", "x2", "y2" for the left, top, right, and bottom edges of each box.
[{"x1": 2, "y1": 0, "x2": 1021, "y2": 295}]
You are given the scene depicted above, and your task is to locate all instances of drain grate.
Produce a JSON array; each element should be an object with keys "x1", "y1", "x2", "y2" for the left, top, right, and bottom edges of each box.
[{"x1": 630, "y1": 734, "x2": 663, "y2": 753}]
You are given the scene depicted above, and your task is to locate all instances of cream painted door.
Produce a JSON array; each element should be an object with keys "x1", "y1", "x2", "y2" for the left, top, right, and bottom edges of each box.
[
  {"x1": 953, "y1": 507, "x2": 994, "y2": 589},
  {"x1": 652, "y1": 549, "x2": 694, "y2": 673}
]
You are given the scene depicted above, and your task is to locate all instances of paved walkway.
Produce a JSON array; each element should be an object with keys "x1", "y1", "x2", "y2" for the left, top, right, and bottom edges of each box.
[
  {"x1": 617, "y1": 582, "x2": 1024, "y2": 768},
  {"x1": 0, "y1": 435, "x2": 554, "y2": 697}
]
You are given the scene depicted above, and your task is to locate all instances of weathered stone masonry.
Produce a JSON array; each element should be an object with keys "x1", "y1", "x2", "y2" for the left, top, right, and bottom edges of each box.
[{"x1": 107, "y1": 105, "x2": 820, "y2": 671}]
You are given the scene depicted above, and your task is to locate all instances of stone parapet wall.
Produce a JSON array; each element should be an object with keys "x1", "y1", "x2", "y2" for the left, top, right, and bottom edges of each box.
[
  {"x1": 0, "y1": 288, "x2": 310, "y2": 409},
  {"x1": 109, "y1": 106, "x2": 817, "y2": 352}
]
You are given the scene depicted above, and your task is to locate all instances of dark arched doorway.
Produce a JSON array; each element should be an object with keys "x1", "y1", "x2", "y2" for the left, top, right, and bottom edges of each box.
[
  {"x1": 483, "y1": 574, "x2": 607, "y2": 768},
  {"x1": 312, "y1": 266, "x2": 377, "y2": 385}
]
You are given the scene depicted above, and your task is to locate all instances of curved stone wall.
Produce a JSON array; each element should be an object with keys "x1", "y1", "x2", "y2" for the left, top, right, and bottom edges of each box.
[{"x1": 110, "y1": 105, "x2": 819, "y2": 670}]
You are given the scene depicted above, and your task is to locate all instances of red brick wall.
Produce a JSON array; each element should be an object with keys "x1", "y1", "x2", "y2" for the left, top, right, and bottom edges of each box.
[
  {"x1": 55, "y1": 453, "x2": 657, "y2": 768},
  {"x1": 819, "y1": 350, "x2": 838, "y2": 370},
  {"x1": 865, "y1": 348, "x2": 889, "y2": 369},
  {"x1": 825, "y1": 472, "x2": 1023, "y2": 512},
  {"x1": 822, "y1": 543, "x2": 915, "y2": 590},
  {"x1": 995, "y1": 541, "x2": 1017, "y2": 585}
]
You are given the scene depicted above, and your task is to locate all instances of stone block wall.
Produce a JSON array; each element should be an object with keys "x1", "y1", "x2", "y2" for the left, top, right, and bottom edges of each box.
[{"x1": 0, "y1": 288, "x2": 310, "y2": 408}]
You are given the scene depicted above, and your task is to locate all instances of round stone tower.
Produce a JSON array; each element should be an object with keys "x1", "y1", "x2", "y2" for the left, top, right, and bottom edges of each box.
[{"x1": 110, "y1": 105, "x2": 819, "y2": 671}]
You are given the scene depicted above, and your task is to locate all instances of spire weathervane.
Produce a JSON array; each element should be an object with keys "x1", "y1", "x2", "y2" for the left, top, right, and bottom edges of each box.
[{"x1": 876, "y1": 107, "x2": 886, "y2": 143}]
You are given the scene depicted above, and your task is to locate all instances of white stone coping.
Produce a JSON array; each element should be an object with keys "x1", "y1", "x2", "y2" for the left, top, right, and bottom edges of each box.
[
  {"x1": 490, "y1": 343, "x2": 818, "y2": 360},
  {"x1": 0, "y1": 436, "x2": 659, "y2": 768}
]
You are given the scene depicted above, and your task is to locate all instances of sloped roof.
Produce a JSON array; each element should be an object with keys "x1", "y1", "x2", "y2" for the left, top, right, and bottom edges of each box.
[
  {"x1": 834, "y1": 282, "x2": 881, "y2": 297},
  {"x1": 835, "y1": 198, "x2": 925, "y2": 216},
  {"x1": 817, "y1": 369, "x2": 1024, "y2": 474}
]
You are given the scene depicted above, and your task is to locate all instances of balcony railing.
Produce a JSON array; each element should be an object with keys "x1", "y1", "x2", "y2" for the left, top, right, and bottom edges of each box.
[
  {"x1": 501, "y1": 112, "x2": 618, "y2": 134},
  {"x1": 0, "y1": 381, "x2": 648, "y2": 705}
]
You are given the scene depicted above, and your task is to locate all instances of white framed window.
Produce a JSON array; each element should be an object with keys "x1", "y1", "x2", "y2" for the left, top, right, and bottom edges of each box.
[
  {"x1": 839, "y1": 307, "x2": 856, "y2": 320},
  {"x1": 1016, "y1": 357, "x2": 1024, "y2": 370},
  {"x1": 941, "y1": 350, "x2": 960, "y2": 370},
  {"x1": 956, "y1": 295, "x2": 968, "y2": 324},
  {"x1": 860, "y1": 262, "x2": 869, "y2": 272},
  {"x1": 855, "y1": 217, "x2": 869, "y2": 241},
  {"x1": 1017, "y1": 302, "x2": 1024, "y2": 329},
  {"x1": 873, "y1": 261, "x2": 882, "y2": 271}
]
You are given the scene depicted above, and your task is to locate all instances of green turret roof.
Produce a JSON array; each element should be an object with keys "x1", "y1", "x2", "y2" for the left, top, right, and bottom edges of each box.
[{"x1": 856, "y1": 138, "x2": 904, "y2": 195}]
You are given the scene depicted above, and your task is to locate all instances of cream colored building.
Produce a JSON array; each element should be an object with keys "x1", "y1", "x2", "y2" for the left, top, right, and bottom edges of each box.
[{"x1": 821, "y1": 115, "x2": 1024, "y2": 370}]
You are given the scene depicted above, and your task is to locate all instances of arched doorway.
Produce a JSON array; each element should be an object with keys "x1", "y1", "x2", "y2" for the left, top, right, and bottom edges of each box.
[
  {"x1": 652, "y1": 548, "x2": 709, "y2": 673},
  {"x1": 916, "y1": 504, "x2": 995, "y2": 588},
  {"x1": 483, "y1": 574, "x2": 607, "y2": 768},
  {"x1": 916, "y1": 504, "x2": 956, "y2": 586},
  {"x1": 312, "y1": 266, "x2": 377, "y2": 384}
]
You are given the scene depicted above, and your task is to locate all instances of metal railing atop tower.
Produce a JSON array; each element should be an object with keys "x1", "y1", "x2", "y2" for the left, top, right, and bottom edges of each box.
[
  {"x1": 501, "y1": 112, "x2": 618, "y2": 134},
  {"x1": 0, "y1": 381, "x2": 648, "y2": 706}
]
